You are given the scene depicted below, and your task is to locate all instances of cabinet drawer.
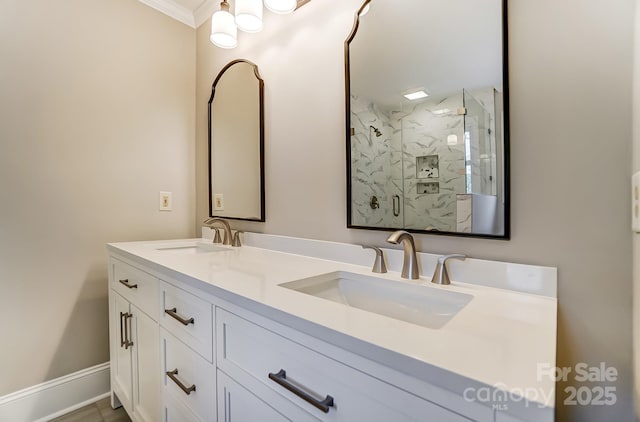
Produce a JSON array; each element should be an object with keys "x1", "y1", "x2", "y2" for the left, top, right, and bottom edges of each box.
[
  {"x1": 160, "y1": 281, "x2": 213, "y2": 362},
  {"x1": 111, "y1": 259, "x2": 159, "y2": 320},
  {"x1": 161, "y1": 329, "x2": 216, "y2": 421},
  {"x1": 216, "y1": 308, "x2": 470, "y2": 422},
  {"x1": 218, "y1": 369, "x2": 319, "y2": 422},
  {"x1": 163, "y1": 391, "x2": 201, "y2": 422}
]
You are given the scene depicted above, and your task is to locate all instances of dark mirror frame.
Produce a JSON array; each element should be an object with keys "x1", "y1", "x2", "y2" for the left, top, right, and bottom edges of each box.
[
  {"x1": 208, "y1": 59, "x2": 266, "y2": 222},
  {"x1": 344, "y1": 0, "x2": 510, "y2": 239}
]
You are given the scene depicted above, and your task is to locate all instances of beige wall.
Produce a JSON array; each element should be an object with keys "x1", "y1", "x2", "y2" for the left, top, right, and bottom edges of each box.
[
  {"x1": 0, "y1": 0, "x2": 195, "y2": 395},
  {"x1": 197, "y1": 0, "x2": 634, "y2": 419}
]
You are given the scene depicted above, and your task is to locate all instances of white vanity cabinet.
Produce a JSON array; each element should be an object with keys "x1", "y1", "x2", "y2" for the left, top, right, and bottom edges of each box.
[
  {"x1": 108, "y1": 239, "x2": 556, "y2": 422},
  {"x1": 108, "y1": 255, "x2": 489, "y2": 422},
  {"x1": 108, "y1": 258, "x2": 161, "y2": 422}
]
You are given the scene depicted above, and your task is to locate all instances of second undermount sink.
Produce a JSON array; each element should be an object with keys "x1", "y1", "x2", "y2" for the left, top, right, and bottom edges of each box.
[
  {"x1": 155, "y1": 242, "x2": 230, "y2": 254},
  {"x1": 279, "y1": 271, "x2": 473, "y2": 329}
]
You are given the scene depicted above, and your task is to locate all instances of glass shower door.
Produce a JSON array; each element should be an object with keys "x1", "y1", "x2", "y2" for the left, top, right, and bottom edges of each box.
[{"x1": 463, "y1": 89, "x2": 494, "y2": 195}]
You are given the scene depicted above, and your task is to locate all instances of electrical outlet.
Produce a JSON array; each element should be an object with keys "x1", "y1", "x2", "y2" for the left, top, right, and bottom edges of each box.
[
  {"x1": 159, "y1": 191, "x2": 172, "y2": 211},
  {"x1": 214, "y1": 193, "x2": 224, "y2": 211}
]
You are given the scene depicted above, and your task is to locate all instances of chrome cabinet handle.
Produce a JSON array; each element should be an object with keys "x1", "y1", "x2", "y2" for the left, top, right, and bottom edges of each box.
[
  {"x1": 166, "y1": 369, "x2": 196, "y2": 395},
  {"x1": 119, "y1": 279, "x2": 138, "y2": 289},
  {"x1": 268, "y1": 369, "x2": 334, "y2": 413},
  {"x1": 123, "y1": 312, "x2": 134, "y2": 349},
  {"x1": 164, "y1": 308, "x2": 194, "y2": 326}
]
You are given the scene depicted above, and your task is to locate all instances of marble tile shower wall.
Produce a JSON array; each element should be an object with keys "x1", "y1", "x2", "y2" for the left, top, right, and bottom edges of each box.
[
  {"x1": 350, "y1": 94, "x2": 402, "y2": 228},
  {"x1": 350, "y1": 89, "x2": 496, "y2": 232},
  {"x1": 399, "y1": 92, "x2": 466, "y2": 231}
]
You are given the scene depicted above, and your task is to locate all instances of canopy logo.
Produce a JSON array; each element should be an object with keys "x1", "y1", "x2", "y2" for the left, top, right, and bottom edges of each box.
[{"x1": 463, "y1": 362, "x2": 618, "y2": 411}]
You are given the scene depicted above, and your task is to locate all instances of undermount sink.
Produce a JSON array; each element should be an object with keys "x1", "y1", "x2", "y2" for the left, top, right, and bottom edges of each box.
[
  {"x1": 155, "y1": 242, "x2": 230, "y2": 254},
  {"x1": 280, "y1": 271, "x2": 473, "y2": 329}
]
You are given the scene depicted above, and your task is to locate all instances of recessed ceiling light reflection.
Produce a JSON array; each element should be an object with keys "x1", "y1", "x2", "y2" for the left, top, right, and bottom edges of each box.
[{"x1": 403, "y1": 90, "x2": 429, "y2": 101}]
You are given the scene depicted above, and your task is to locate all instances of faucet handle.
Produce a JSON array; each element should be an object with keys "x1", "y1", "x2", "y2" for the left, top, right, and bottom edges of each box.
[
  {"x1": 232, "y1": 231, "x2": 244, "y2": 247},
  {"x1": 431, "y1": 254, "x2": 466, "y2": 285},
  {"x1": 362, "y1": 245, "x2": 387, "y2": 273},
  {"x1": 212, "y1": 227, "x2": 223, "y2": 244}
]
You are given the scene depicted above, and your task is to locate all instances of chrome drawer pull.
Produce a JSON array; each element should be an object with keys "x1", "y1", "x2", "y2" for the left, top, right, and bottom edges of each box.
[
  {"x1": 166, "y1": 369, "x2": 196, "y2": 395},
  {"x1": 119, "y1": 279, "x2": 138, "y2": 289},
  {"x1": 268, "y1": 369, "x2": 334, "y2": 413},
  {"x1": 164, "y1": 308, "x2": 195, "y2": 326}
]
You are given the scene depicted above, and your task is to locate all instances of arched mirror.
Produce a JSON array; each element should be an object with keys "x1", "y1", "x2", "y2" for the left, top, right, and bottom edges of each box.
[
  {"x1": 209, "y1": 59, "x2": 265, "y2": 221},
  {"x1": 345, "y1": 0, "x2": 509, "y2": 238}
]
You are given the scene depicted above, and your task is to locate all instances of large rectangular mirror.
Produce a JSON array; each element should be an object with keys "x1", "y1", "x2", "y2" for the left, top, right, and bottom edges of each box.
[
  {"x1": 209, "y1": 59, "x2": 265, "y2": 221},
  {"x1": 345, "y1": 0, "x2": 509, "y2": 238}
]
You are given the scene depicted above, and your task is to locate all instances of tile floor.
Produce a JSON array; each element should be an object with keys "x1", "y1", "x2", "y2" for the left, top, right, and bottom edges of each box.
[{"x1": 50, "y1": 397, "x2": 131, "y2": 422}]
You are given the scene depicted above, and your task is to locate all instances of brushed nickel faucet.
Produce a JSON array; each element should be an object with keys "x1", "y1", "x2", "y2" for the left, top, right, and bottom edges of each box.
[
  {"x1": 386, "y1": 230, "x2": 419, "y2": 280},
  {"x1": 204, "y1": 217, "x2": 233, "y2": 246},
  {"x1": 232, "y1": 231, "x2": 244, "y2": 247},
  {"x1": 431, "y1": 254, "x2": 466, "y2": 285},
  {"x1": 361, "y1": 245, "x2": 387, "y2": 273},
  {"x1": 212, "y1": 227, "x2": 223, "y2": 244}
]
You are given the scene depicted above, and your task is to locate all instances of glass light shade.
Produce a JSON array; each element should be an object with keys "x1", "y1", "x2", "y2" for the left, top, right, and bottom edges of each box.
[
  {"x1": 210, "y1": 7, "x2": 237, "y2": 49},
  {"x1": 235, "y1": 0, "x2": 263, "y2": 33},
  {"x1": 264, "y1": 0, "x2": 297, "y2": 14}
]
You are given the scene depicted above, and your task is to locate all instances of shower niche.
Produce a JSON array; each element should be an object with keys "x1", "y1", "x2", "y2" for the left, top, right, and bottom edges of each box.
[{"x1": 346, "y1": 0, "x2": 509, "y2": 238}]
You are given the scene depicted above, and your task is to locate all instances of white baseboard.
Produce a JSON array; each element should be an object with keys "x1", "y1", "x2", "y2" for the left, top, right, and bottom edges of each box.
[{"x1": 0, "y1": 362, "x2": 111, "y2": 422}]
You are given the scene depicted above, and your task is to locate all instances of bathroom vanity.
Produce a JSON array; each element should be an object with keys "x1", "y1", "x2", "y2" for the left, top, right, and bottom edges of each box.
[{"x1": 107, "y1": 232, "x2": 557, "y2": 422}]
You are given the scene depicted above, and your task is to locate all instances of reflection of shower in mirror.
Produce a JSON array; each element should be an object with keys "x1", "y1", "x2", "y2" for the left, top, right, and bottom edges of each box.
[{"x1": 345, "y1": 0, "x2": 509, "y2": 238}]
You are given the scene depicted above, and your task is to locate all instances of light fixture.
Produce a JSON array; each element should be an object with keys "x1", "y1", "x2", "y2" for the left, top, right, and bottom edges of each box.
[
  {"x1": 235, "y1": 0, "x2": 263, "y2": 33},
  {"x1": 210, "y1": 0, "x2": 237, "y2": 49},
  {"x1": 403, "y1": 90, "x2": 429, "y2": 101},
  {"x1": 264, "y1": 0, "x2": 297, "y2": 14},
  {"x1": 211, "y1": 0, "x2": 311, "y2": 49}
]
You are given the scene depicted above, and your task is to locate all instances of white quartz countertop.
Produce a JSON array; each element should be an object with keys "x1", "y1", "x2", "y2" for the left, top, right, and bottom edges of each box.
[{"x1": 107, "y1": 236, "x2": 557, "y2": 413}]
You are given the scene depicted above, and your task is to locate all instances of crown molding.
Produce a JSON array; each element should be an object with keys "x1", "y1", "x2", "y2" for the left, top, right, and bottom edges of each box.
[
  {"x1": 194, "y1": 0, "x2": 216, "y2": 28},
  {"x1": 138, "y1": 0, "x2": 199, "y2": 28},
  {"x1": 139, "y1": 0, "x2": 311, "y2": 29}
]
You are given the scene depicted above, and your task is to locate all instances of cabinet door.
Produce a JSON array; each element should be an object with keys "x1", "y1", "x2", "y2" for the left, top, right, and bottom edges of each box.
[
  {"x1": 111, "y1": 292, "x2": 133, "y2": 412},
  {"x1": 132, "y1": 304, "x2": 161, "y2": 422},
  {"x1": 217, "y1": 371, "x2": 292, "y2": 422}
]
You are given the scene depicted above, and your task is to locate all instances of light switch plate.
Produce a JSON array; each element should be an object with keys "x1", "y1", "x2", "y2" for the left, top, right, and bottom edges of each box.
[
  {"x1": 159, "y1": 191, "x2": 172, "y2": 211},
  {"x1": 632, "y1": 172, "x2": 640, "y2": 232},
  {"x1": 214, "y1": 194, "x2": 224, "y2": 211}
]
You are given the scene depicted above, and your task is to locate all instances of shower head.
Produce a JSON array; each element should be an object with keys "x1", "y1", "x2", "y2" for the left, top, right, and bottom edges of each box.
[{"x1": 369, "y1": 125, "x2": 382, "y2": 137}]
